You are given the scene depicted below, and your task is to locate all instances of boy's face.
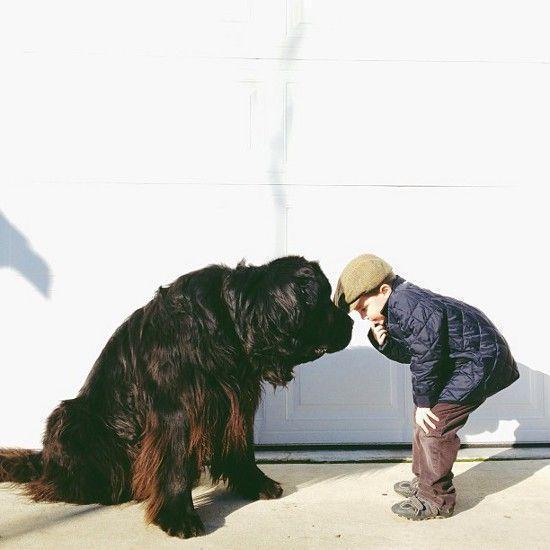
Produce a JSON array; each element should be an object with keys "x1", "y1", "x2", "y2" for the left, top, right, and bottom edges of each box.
[{"x1": 353, "y1": 284, "x2": 392, "y2": 322}]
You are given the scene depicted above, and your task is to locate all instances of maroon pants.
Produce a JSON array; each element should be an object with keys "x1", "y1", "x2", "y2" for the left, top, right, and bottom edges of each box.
[{"x1": 412, "y1": 400, "x2": 483, "y2": 511}]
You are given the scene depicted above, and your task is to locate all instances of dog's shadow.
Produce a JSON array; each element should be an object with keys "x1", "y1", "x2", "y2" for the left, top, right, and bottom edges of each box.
[
  {"x1": 193, "y1": 464, "x2": 365, "y2": 534},
  {"x1": 192, "y1": 479, "x2": 248, "y2": 534},
  {"x1": 0, "y1": 493, "x2": 108, "y2": 544},
  {"x1": 0, "y1": 480, "x2": 261, "y2": 542}
]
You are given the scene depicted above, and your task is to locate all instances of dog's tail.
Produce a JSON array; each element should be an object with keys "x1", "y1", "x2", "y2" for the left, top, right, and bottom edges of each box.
[{"x1": 0, "y1": 449, "x2": 43, "y2": 483}]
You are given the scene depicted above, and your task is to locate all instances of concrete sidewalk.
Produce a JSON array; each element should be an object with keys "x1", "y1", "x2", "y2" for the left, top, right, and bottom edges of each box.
[{"x1": 1, "y1": 460, "x2": 549, "y2": 549}]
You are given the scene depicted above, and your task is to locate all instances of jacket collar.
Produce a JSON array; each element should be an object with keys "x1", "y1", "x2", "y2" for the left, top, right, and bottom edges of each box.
[
  {"x1": 381, "y1": 274, "x2": 406, "y2": 322},
  {"x1": 391, "y1": 274, "x2": 406, "y2": 291}
]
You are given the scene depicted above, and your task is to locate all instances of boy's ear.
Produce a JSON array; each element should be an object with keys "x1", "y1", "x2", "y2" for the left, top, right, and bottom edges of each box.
[{"x1": 380, "y1": 283, "x2": 391, "y2": 295}]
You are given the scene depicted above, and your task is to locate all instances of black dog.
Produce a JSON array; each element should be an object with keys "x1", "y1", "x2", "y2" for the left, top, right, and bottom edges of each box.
[{"x1": 0, "y1": 256, "x2": 353, "y2": 538}]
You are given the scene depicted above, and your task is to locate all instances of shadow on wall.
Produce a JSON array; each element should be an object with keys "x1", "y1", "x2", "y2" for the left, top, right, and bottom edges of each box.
[
  {"x1": 304, "y1": 346, "x2": 548, "y2": 445},
  {"x1": 268, "y1": 31, "x2": 303, "y2": 255},
  {"x1": 0, "y1": 211, "x2": 51, "y2": 297}
]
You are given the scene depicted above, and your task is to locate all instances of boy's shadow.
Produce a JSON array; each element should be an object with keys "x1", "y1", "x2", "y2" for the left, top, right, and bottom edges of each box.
[
  {"x1": 452, "y1": 446, "x2": 544, "y2": 515},
  {"x1": 451, "y1": 361, "x2": 549, "y2": 514}
]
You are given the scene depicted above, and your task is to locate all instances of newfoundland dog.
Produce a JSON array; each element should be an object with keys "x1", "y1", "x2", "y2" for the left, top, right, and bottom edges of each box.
[{"x1": 0, "y1": 255, "x2": 353, "y2": 538}]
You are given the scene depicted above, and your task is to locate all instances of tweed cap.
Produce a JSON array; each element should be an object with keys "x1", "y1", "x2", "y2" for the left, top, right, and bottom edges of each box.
[{"x1": 333, "y1": 254, "x2": 393, "y2": 312}]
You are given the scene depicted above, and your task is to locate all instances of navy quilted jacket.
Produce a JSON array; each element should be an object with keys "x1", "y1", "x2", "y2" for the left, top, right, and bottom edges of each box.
[{"x1": 368, "y1": 275, "x2": 519, "y2": 407}]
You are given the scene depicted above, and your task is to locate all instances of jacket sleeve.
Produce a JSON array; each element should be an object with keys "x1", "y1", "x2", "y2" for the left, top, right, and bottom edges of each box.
[
  {"x1": 368, "y1": 328, "x2": 411, "y2": 364},
  {"x1": 403, "y1": 303, "x2": 446, "y2": 408}
]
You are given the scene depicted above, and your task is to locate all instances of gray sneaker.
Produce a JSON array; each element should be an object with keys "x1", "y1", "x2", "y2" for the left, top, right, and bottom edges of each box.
[
  {"x1": 393, "y1": 478, "x2": 418, "y2": 498},
  {"x1": 391, "y1": 495, "x2": 454, "y2": 521}
]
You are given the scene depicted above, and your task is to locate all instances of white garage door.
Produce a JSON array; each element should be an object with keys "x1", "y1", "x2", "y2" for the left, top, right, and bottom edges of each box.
[
  {"x1": 254, "y1": 187, "x2": 550, "y2": 444},
  {"x1": 1, "y1": 2, "x2": 549, "y2": 447}
]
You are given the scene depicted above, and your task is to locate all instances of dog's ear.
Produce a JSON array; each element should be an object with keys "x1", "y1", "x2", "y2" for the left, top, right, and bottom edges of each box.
[
  {"x1": 292, "y1": 262, "x2": 320, "y2": 307},
  {"x1": 156, "y1": 285, "x2": 169, "y2": 300}
]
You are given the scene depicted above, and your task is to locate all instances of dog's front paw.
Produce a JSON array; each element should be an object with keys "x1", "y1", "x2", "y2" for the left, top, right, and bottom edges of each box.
[
  {"x1": 153, "y1": 509, "x2": 205, "y2": 539},
  {"x1": 233, "y1": 474, "x2": 283, "y2": 500},
  {"x1": 258, "y1": 476, "x2": 283, "y2": 500}
]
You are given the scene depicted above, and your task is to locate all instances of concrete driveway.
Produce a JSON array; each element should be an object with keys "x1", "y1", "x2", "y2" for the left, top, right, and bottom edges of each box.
[{"x1": 1, "y1": 459, "x2": 549, "y2": 549}]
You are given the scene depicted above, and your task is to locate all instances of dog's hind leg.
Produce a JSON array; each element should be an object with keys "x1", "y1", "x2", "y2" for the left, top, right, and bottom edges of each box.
[
  {"x1": 132, "y1": 409, "x2": 205, "y2": 539},
  {"x1": 25, "y1": 398, "x2": 132, "y2": 505}
]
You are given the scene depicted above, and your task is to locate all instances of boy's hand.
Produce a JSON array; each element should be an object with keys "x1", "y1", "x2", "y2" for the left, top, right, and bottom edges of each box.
[
  {"x1": 415, "y1": 407, "x2": 440, "y2": 434},
  {"x1": 369, "y1": 320, "x2": 387, "y2": 346}
]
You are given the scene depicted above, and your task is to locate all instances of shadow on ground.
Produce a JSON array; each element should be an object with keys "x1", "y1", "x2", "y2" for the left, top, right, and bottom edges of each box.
[
  {"x1": 190, "y1": 463, "x2": 385, "y2": 534},
  {"x1": 453, "y1": 452, "x2": 545, "y2": 515},
  {"x1": 0, "y1": 464, "x2": 390, "y2": 540},
  {"x1": 0, "y1": 495, "x2": 107, "y2": 544}
]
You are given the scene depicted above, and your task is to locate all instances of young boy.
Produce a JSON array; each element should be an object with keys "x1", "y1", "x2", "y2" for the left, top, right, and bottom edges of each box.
[{"x1": 333, "y1": 253, "x2": 519, "y2": 520}]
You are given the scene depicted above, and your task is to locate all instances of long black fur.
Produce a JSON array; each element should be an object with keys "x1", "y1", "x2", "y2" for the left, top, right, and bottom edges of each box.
[{"x1": 0, "y1": 255, "x2": 353, "y2": 538}]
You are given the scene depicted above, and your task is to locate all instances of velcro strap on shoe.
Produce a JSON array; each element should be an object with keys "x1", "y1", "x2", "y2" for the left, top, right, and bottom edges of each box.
[{"x1": 409, "y1": 495, "x2": 426, "y2": 512}]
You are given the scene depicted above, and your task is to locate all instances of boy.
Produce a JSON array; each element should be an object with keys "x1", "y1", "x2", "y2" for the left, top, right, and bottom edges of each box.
[{"x1": 333, "y1": 253, "x2": 519, "y2": 520}]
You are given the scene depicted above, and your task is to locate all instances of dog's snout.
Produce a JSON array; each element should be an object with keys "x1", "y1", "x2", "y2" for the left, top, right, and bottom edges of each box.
[{"x1": 326, "y1": 313, "x2": 353, "y2": 353}]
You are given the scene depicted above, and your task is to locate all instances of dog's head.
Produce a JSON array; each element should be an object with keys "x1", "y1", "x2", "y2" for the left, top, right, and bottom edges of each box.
[{"x1": 224, "y1": 256, "x2": 353, "y2": 386}]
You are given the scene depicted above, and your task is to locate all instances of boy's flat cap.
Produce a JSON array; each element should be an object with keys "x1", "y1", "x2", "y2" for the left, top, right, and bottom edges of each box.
[{"x1": 333, "y1": 254, "x2": 393, "y2": 312}]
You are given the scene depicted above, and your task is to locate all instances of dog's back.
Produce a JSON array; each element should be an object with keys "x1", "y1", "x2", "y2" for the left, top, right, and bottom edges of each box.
[{"x1": 0, "y1": 263, "x2": 232, "y2": 506}]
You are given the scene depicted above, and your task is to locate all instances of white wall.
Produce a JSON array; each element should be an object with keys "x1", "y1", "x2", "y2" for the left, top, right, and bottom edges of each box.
[{"x1": 1, "y1": 1, "x2": 549, "y2": 447}]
